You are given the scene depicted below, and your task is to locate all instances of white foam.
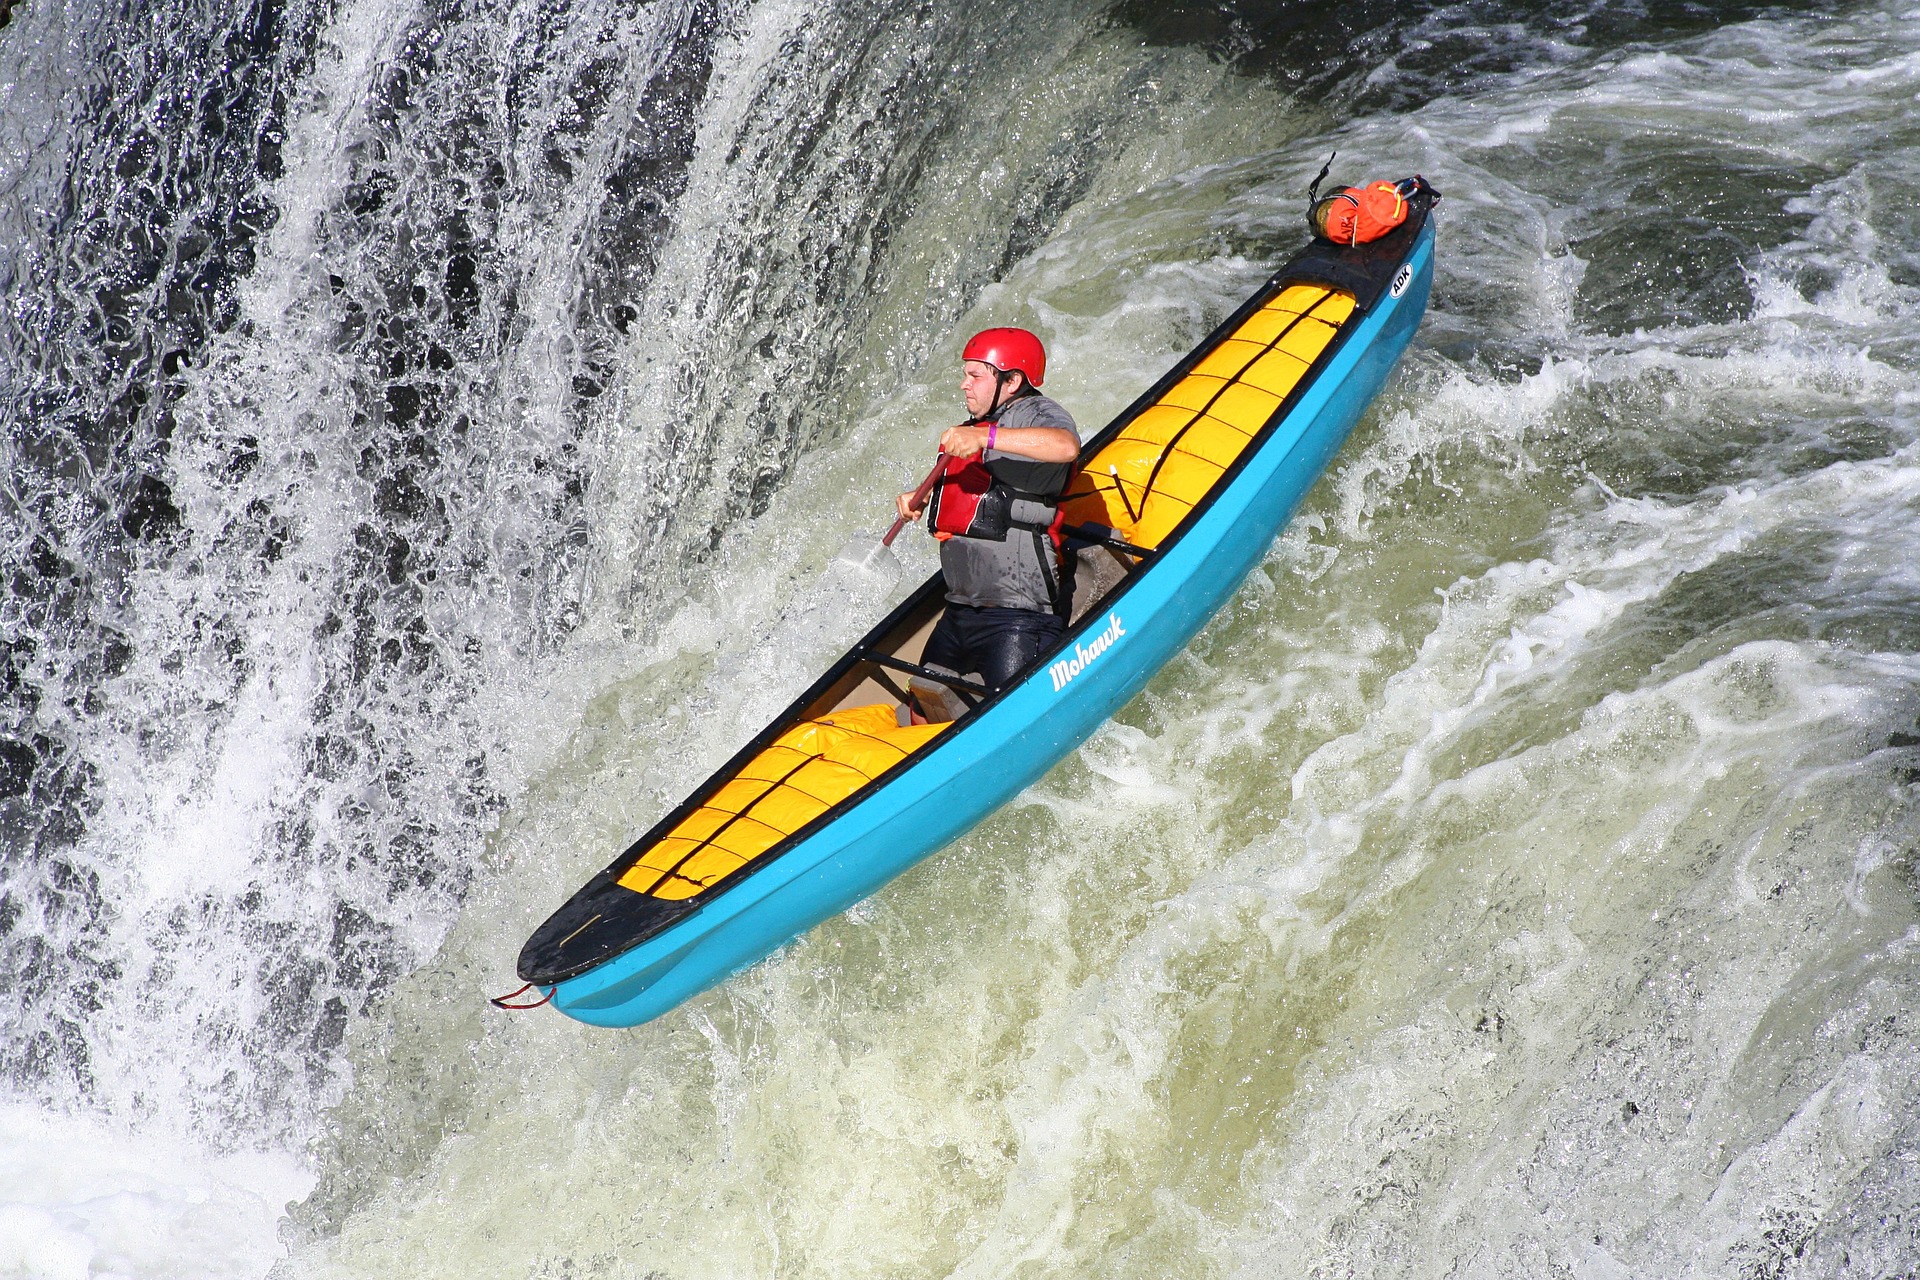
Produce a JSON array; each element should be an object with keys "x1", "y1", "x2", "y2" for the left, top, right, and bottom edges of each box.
[{"x1": 0, "y1": 1106, "x2": 311, "y2": 1280}]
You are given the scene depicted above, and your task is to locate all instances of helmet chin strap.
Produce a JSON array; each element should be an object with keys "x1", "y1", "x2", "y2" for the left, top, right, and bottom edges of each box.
[{"x1": 975, "y1": 368, "x2": 1019, "y2": 424}]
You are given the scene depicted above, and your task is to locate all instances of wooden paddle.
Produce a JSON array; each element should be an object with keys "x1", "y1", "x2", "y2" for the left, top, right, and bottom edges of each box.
[{"x1": 883, "y1": 451, "x2": 948, "y2": 547}]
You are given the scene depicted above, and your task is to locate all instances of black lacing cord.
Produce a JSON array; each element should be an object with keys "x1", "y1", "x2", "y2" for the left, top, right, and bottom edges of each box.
[
  {"x1": 1133, "y1": 287, "x2": 1344, "y2": 520},
  {"x1": 631, "y1": 721, "x2": 921, "y2": 898},
  {"x1": 632, "y1": 751, "x2": 825, "y2": 897}
]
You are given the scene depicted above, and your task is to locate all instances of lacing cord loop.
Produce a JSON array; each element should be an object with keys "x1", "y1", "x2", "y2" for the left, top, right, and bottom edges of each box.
[{"x1": 489, "y1": 983, "x2": 555, "y2": 1010}]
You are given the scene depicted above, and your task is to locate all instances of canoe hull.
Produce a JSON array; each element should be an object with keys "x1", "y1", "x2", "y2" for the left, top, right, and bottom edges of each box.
[{"x1": 548, "y1": 222, "x2": 1435, "y2": 1027}]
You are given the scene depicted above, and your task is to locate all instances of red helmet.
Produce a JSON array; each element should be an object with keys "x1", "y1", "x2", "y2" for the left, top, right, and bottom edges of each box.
[{"x1": 962, "y1": 327, "x2": 1046, "y2": 388}]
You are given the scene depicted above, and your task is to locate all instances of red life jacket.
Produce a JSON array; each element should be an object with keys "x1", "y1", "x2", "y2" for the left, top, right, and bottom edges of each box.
[
  {"x1": 926, "y1": 452, "x2": 1072, "y2": 615},
  {"x1": 926, "y1": 454, "x2": 1065, "y2": 547},
  {"x1": 928, "y1": 455, "x2": 1003, "y2": 541}
]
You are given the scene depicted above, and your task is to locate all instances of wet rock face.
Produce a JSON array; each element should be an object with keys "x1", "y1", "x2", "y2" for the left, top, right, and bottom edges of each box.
[
  {"x1": 0, "y1": 0, "x2": 724, "y2": 1130},
  {"x1": 1108, "y1": 0, "x2": 1842, "y2": 108},
  {"x1": 0, "y1": 0, "x2": 327, "y2": 1106}
]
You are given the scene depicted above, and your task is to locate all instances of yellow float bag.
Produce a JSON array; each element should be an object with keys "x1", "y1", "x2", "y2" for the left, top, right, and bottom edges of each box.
[{"x1": 619, "y1": 705, "x2": 948, "y2": 899}]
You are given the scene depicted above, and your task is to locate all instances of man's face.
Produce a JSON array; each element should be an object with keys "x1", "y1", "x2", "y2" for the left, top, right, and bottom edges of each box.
[{"x1": 961, "y1": 360, "x2": 1018, "y2": 418}]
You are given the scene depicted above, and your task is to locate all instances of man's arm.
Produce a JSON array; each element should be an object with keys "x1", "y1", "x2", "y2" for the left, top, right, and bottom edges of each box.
[
  {"x1": 899, "y1": 421, "x2": 1080, "y2": 519},
  {"x1": 938, "y1": 422, "x2": 1079, "y2": 462}
]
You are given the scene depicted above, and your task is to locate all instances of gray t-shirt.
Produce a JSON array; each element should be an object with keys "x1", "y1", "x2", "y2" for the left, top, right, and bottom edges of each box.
[{"x1": 939, "y1": 392, "x2": 1081, "y2": 612}]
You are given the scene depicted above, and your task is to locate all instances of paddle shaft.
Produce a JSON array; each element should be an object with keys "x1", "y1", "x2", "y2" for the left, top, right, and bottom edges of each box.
[{"x1": 882, "y1": 452, "x2": 948, "y2": 547}]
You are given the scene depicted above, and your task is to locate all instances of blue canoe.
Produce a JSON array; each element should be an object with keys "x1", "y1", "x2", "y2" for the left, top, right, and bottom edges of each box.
[{"x1": 516, "y1": 184, "x2": 1438, "y2": 1026}]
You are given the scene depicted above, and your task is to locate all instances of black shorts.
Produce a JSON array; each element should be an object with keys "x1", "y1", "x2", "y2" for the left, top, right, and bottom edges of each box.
[{"x1": 922, "y1": 604, "x2": 1065, "y2": 691}]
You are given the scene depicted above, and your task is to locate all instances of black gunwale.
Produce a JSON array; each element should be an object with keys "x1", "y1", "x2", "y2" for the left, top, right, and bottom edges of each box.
[{"x1": 519, "y1": 198, "x2": 1433, "y2": 984}]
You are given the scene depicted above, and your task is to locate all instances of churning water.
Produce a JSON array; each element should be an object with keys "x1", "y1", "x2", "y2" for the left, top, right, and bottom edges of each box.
[{"x1": 3, "y1": 0, "x2": 1918, "y2": 1275}]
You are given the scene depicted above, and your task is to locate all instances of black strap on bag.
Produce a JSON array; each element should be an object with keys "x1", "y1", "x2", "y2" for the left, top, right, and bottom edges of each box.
[{"x1": 1305, "y1": 150, "x2": 1337, "y2": 223}]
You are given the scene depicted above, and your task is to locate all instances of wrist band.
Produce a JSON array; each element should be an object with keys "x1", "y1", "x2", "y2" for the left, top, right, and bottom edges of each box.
[{"x1": 986, "y1": 424, "x2": 997, "y2": 450}]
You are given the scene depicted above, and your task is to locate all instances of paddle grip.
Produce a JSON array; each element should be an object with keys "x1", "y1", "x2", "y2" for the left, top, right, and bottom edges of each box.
[{"x1": 882, "y1": 452, "x2": 948, "y2": 547}]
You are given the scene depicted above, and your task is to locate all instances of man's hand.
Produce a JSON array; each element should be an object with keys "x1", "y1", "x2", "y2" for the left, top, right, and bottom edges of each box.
[
  {"x1": 939, "y1": 423, "x2": 990, "y2": 458},
  {"x1": 897, "y1": 489, "x2": 927, "y2": 521}
]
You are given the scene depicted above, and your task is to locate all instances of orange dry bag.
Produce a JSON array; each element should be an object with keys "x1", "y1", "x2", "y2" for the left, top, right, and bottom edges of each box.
[{"x1": 1312, "y1": 179, "x2": 1411, "y2": 246}]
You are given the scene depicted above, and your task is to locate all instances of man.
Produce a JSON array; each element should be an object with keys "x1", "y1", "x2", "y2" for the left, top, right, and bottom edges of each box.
[{"x1": 896, "y1": 327, "x2": 1081, "y2": 708}]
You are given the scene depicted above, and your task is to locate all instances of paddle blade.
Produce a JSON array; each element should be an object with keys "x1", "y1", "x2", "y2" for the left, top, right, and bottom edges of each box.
[
  {"x1": 831, "y1": 452, "x2": 940, "y2": 574},
  {"x1": 832, "y1": 532, "x2": 900, "y2": 577}
]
